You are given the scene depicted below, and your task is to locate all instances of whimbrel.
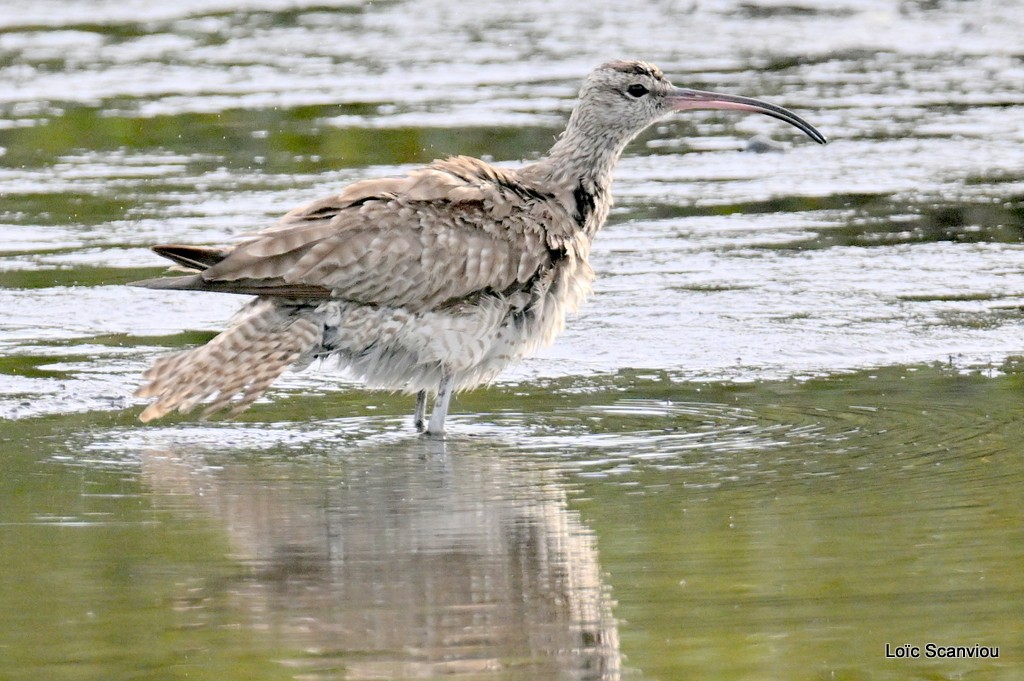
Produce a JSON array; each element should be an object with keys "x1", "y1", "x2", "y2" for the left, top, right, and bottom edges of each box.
[{"x1": 133, "y1": 60, "x2": 826, "y2": 434}]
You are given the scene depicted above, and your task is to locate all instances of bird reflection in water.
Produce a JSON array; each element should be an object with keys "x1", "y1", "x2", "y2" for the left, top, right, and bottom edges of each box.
[{"x1": 141, "y1": 441, "x2": 621, "y2": 680}]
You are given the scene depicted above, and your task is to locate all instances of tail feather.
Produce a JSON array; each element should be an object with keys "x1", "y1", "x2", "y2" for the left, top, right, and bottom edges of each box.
[
  {"x1": 137, "y1": 300, "x2": 321, "y2": 422},
  {"x1": 151, "y1": 244, "x2": 230, "y2": 271},
  {"x1": 130, "y1": 243, "x2": 334, "y2": 298},
  {"x1": 129, "y1": 274, "x2": 206, "y2": 291}
]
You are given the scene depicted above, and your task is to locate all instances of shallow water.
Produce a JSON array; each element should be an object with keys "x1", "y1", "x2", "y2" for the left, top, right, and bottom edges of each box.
[{"x1": 1, "y1": 0, "x2": 1023, "y2": 679}]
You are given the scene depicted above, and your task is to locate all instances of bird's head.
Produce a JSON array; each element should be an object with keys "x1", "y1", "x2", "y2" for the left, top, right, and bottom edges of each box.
[{"x1": 574, "y1": 60, "x2": 827, "y2": 145}]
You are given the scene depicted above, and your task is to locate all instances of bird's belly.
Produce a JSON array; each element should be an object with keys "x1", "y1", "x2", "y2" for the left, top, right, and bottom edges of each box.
[{"x1": 313, "y1": 262, "x2": 592, "y2": 392}]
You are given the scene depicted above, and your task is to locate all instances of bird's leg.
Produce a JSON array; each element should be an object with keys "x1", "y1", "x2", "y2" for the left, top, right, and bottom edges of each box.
[
  {"x1": 413, "y1": 390, "x2": 427, "y2": 432},
  {"x1": 425, "y1": 372, "x2": 454, "y2": 436}
]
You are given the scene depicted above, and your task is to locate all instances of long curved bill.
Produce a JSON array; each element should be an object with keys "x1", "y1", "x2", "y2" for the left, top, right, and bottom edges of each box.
[{"x1": 667, "y1": 87, "x2": 827, "y2": 144}]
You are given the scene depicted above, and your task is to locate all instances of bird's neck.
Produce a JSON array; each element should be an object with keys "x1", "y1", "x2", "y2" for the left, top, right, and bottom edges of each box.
[
  {"x1": 521, "y1": 113, "x2": 636, "y2": 238},
  {"x1": 545, "y1": 122, "x2": 630, "y2": 186}
]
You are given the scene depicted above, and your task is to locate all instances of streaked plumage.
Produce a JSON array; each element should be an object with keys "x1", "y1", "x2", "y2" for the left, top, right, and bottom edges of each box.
[{"x1": 133, "y1": 60, "x2": 825, "y2": 433}]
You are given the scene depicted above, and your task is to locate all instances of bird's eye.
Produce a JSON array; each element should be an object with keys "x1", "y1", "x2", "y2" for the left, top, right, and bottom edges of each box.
[{"x1": 625, "y1": 83, "x2": 649, "y2": 98}]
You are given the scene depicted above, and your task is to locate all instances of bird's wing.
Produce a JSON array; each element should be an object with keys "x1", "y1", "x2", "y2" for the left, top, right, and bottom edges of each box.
[{"x1": 179, "y1": 156, "x2": 571, "y2": 310}]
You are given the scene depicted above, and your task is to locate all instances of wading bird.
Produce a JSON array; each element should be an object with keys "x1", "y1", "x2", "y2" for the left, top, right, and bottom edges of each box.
[{"x1": 133, "y1": 60, "x2": 826, "y2": 434}]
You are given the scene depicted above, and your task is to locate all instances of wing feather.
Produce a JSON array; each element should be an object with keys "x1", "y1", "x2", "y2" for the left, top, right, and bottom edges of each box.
[{"x1": 174, "y1": 157, "x2": 571, "y2": 310}]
